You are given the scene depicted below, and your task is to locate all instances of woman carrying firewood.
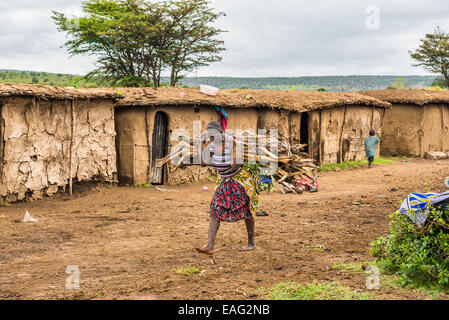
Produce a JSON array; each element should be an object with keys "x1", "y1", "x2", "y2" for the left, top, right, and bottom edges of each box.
[{"x1": 195, "y1": 121, "x2": 260, "y2": 255}]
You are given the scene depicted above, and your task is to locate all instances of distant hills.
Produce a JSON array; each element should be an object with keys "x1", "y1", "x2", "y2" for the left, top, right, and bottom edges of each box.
[
  {"x1": 173, "y1": 75, "x2": 437, "y2": 92},
  {"x1": 0, "y1": 69, "x2": 437, "y2": 92},
  {"x1": 0, "y1": 69, "x2": 99, "y2": 88}
]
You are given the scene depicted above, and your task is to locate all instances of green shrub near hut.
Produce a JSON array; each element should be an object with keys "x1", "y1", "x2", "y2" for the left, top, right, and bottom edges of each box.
[{"x1": 371, "y1": 207, "x2": 449, "y2": 288}]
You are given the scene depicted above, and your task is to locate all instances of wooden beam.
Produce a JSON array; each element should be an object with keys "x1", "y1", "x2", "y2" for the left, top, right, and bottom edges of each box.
[
  {"x1": 145, "y1": 108, "x2": 152, "y2": 182},
  {"x1": 339, "y1": 106, "x2": 347, "y2": 163},
  {"x1": 318, "y1": 110, "x2": 323, "y2": 165},
  {"x1": 69, "y1": 99, "x2": 75, "y2": 196},
  {"x1": 441, "y1": 104, "x2": 445, "y2": 152},
  {"x1": 419, "y1": 106, "x2": 427, "y2": 158}
]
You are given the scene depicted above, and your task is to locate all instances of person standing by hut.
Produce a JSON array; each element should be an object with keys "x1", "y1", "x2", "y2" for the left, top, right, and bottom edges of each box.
[
  {"x1": 365, "y1": 130, "x2": 380, "y2": 168},
  {"x1": 195, "y1": 122, "x2": 260, "y2": 255}
]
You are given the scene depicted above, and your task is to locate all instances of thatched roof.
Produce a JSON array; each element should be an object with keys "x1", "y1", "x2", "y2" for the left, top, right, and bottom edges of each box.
[
  {"x1": 0, "y1": 83, "x2": 120, "y2": 100},
  {"x1": 109, "y1": 87, "x2": 391, "y2": 111},
  {"x1": 0, "y1": 83, "x2": 391, "y2": 111},
  {"x1": 361, "y1": 89, "x2": 449, "y2": 106}
]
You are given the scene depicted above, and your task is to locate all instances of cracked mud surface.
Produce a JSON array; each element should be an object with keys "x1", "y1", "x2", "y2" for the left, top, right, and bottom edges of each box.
[{"x1": 0, "y1": 98, "x2": 116, "y2": 201}]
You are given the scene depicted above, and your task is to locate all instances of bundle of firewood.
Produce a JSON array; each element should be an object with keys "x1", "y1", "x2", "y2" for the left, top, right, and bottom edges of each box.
[
  {"x1": 156, "y1": 132, "x2": 317, "y2": 193},
  {"x1": 273, "y1": 146, "x2": 318, "y2": 194}
]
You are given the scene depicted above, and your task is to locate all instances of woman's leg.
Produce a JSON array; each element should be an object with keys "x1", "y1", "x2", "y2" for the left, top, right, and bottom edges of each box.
[
  {"x1": 368, "y1": 156, "x2": 374, "y2": 168},
  {"x1": 197, "y1": 219, "x2": 220, "y2": 254},
  {"x1": 242, "y1": 216, "x2": 256, "y2": 251}
]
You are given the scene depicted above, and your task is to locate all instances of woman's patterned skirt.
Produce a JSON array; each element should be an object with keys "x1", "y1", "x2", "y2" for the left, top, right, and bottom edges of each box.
[{"x1": 210, "y1": 168, "x2": 260, "y2": 222}]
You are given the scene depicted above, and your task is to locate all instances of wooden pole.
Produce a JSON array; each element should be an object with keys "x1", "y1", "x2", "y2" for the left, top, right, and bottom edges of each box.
[
  {"x1": 132, "y1": 143, "x2": 136, "y2": 186},
  {"x1": 380, "y1": 108, "x2": 386, "y2": 134},
  {"x1": 308, "y1": 113, "x2": 312, "y2": 159},
  {"x1": 69, "y1": 99, "x2": 75, "y2": 196},
  {"x1": 443, "y1": 105, "x2": 447, "y2": 150},
  {"x1": 318, "y1": 110, "x2": 323, "y2": 165},
  {"x1": 419, "y1": 106, "x2": 427, "y2": 158},
  {"x1": 145, "y1": 108, "x2": 152, "y2": 182},
  {"x1": 441, "y1": 104, "x2": 445, "y2": 152},
  {"x1": 339, "y1": 106, "x2": 347, "y2": 163}
]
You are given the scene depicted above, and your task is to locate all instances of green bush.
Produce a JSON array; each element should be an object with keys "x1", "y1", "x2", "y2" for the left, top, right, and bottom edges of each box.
[{"x1": 371, "y1": 207, "x2": 449, "y2": 288}]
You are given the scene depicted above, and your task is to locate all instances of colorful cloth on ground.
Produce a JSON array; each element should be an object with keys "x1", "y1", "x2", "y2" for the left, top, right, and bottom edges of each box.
[
  {"x1": 261, "y1": 176, "x2": 272, "y2": 184},
  {"x1": 364, "y1": 136, "x2": 379, "y2": 158},
  {"x1": 214, "y1": 106, "x2": 229, "y2": 131},
  {"x1": 211, "y1": 168, "x2": 260, "y2": 222},
  {"x1": 295, "y1": 176, "x2": 319, "y2": 191},
  {"x1": 396, "y1": 191, "x2": 449, "y2": 226}
]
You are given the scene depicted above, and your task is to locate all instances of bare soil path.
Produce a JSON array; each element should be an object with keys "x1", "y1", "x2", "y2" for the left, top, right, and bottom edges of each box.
[{"x1": 1, "y1": 159, "x2": 448, "y2": 300}]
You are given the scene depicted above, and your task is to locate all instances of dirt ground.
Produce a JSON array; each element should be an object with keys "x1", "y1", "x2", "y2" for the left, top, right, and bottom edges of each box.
[{"x1": 1, "y1": 159, "x2": 449, "y2": 300}]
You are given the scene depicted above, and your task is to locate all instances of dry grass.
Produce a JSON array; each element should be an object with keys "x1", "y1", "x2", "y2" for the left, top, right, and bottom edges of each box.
[
  {"x1": 0, "y1": 83, "x2": 120, "y2": 100},
  {"x1": 108, "y1": 86, "x2": 391, "y2": 111},
  {"x1": 361, "y1": 89, "x2": 449, "y2": 105}
]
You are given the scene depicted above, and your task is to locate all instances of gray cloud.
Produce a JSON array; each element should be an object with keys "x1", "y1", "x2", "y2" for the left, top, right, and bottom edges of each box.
[
  {"x1": 1, "y1": 0, "x2": 449, "y2": 77},
  {"x1": 0, "y1": 0, "x2": 96, "y2": 74}
]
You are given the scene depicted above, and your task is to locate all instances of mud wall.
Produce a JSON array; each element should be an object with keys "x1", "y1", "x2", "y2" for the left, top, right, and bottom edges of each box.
[
  {"x1": 289, "y1": 111, "x2": 302, "y2": 144},
  {"x1": 309, "y1": 105, "x2": 384, "y2": 165},
  {"x1": 256, "y1": 108, "x2": 302, "y2": 144},
  {"x1": 115, "y1": 105, "x2": 260, "y2": 186},
  {"x1": 381, "y1": 104, "x2": 449, "y2": 157},
  {"x1": 115, "y1": 107, "x2": 147, "y2": 185},
  {"x1": 257, "y1": 109, "x2": 290, "y2": 140},
  {"x1": 0, "y1": 97, "x2": 116, "y2": 202},
  {"x1": 117, "y1": 104, "x2": 386, "y2": 185},
  {"x1": 72, "y1": 100, "x2": 117, "y2": 183}
]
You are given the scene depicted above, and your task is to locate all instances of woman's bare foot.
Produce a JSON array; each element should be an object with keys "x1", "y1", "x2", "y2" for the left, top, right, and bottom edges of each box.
[
  {"x1": 241, "y1": 244, "x2": 256, "y2": 251},
  {"x1": 195, "y1": 246, "x2": 214, "y2": 255}
]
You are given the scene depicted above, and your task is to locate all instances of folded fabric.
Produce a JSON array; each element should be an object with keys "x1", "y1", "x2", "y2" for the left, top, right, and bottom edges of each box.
[{"x1": 396, "y1": 191, "x2": 449, "y2": 226}]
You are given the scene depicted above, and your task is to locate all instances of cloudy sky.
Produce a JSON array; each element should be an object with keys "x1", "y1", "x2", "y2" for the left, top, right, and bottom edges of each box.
[{"x1": 1, "y1": 0, "x2": 449, "y2": 77}]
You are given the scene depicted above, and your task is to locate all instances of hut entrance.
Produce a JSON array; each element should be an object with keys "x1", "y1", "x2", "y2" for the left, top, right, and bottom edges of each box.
[
  {"x1": 150, "y1": 112, "x2": 169, "y2": 185},
  {"x1": 300, "y1": 112, "x2": 309, "y2": 153}
]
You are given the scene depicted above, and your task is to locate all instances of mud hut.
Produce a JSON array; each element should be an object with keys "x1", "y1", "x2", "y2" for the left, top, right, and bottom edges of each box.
[
  {"x1": 0, "y1": 84, "x2": 120, "y2": 202},
  {"x1": 112, "y1": 87, "x2": 390, "y2": 185},
  {"x1": 361, "y1": 89, "x2": 449, "y2": 157}
]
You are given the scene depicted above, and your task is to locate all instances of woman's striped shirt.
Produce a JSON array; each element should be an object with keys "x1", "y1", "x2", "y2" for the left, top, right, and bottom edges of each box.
[{"x1": 209, "y1": 134, "x2": 241, "y2": 178}]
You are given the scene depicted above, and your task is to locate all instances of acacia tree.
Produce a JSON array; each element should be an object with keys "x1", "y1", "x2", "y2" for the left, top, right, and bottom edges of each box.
[
  {"x1": 163, "y1": 0, "x2": 226, "y2": 86},
  {"x1": 410, "y1": 27, "x2": 449, "y2": 87},
  {"x1": 52, "y1": 0, "x2": 225, "y2": 87}
]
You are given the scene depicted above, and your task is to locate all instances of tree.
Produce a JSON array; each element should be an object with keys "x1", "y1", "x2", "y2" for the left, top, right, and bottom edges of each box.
[
  {"x1": 52, "y1": 0, "x2": 225, "y2": 87},
  {"x1": 390, "y1": 77, "x2": 408, "y2": 89},
  {"x1": 410, "y1": 27, "x2": 449, "y2": 87},
  {"x1": 162, "y1": 0, "x2": 226, "y2": 86},
  {"x1": 432, "y1": 77, "x2": 449, "y2": 88}
]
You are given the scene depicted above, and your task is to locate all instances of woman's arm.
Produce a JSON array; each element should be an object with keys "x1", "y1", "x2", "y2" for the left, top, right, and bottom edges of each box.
[{"x1": 200, "y1": 139, "x2": 212, "y2": 167}]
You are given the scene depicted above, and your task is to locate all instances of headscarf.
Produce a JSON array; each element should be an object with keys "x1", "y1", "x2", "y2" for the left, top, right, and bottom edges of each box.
[{"x1": 204, "y1": 121, "x2": 224, "y2": 141}]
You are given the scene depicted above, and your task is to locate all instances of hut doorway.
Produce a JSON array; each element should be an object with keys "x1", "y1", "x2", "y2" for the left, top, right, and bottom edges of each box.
[
  {"x1": 300, "y1": 112, "x2": 309, "y2": 153},
  {"x1": 150, "y1": 112, "x2": 169, "y2": 185}
]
